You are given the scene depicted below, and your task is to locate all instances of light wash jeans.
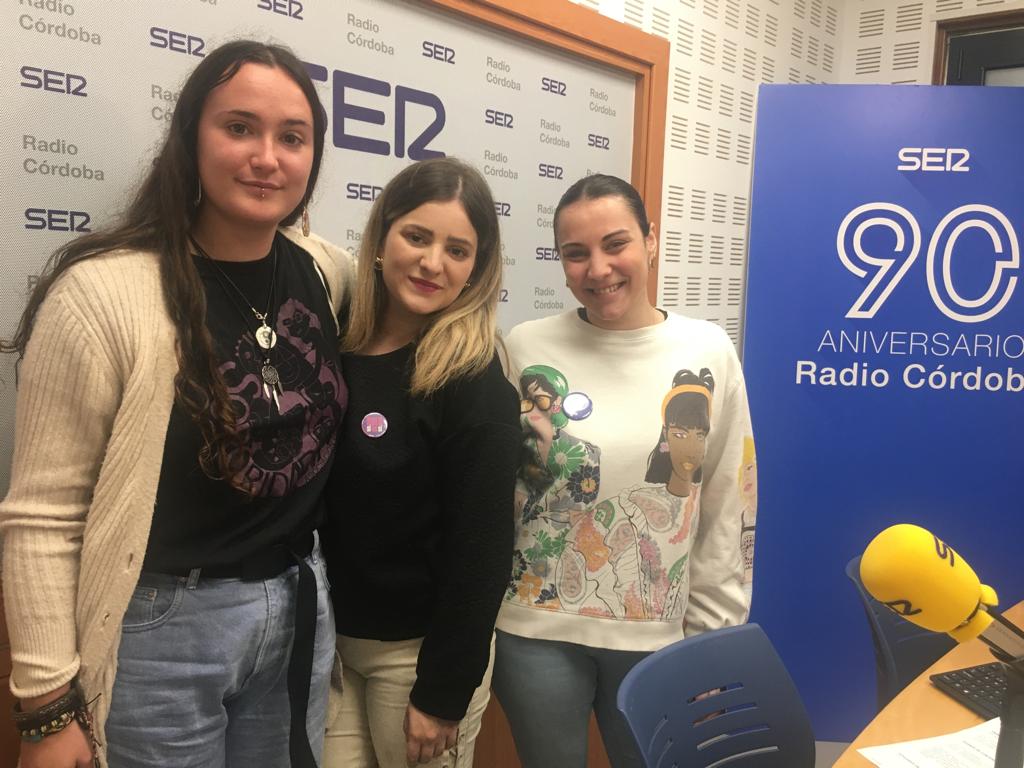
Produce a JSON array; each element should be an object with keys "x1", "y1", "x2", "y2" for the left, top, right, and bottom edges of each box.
[
  {"x1": 105, "y1": 545, "x2": 335, "y2": 768},
  {"x1": 492, "y1": 630, "x2": 649, "y2": 768}
]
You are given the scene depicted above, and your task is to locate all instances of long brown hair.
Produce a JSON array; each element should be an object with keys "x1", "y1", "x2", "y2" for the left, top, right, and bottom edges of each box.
[
  {"x1": 1, "y1": 40, "x2": 328, "y2": 489},
  {"x1": 343, "y1": 158, "x2": 504, "y2": 395}
]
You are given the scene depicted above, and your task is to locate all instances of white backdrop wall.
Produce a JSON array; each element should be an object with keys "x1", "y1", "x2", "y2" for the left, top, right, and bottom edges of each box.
[{"x1": 0, "y1": 0, "x2": 638, "y2": 495}]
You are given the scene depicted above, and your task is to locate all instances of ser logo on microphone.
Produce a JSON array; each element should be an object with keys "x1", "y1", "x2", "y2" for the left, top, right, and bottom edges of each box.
[
  {"x1": 883, "y1": 599, "x2": 922, "y2": 617},
  {"x1": 934, "y1": 536, "x2": 956, "y2": 567}
]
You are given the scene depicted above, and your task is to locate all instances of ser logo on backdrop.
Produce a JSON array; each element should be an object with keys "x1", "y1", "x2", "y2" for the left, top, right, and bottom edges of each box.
[
  {"x1": 20, "y1": 66, "x2": 87, "y2": 96},
  {"x1": 541, "y1": 77, "x2": 567, "y2": 95},
  {"x1": 149, "y1": 28, "x2": 205, "y2": 57},
  {"x1": 484, "y1": 109, "x2": 514, "y2": 129},
  {"x1": 306, "y1": 64, "x2": 444, "y2": 159},
  {"x1": 535, "y1": 247, "x2": 559, "y2": 261},
  {"x1": 25, "y1": 208, "x2": 91, "y2": 232},
  {"x1": 345, "y1": 183, "x2": 382, "y2": 202},
  {"x1": 257, "y1": 0, "x2": 304, "y2": 19},
  {"x1": 494, "y1": 202, "x2": 511, "y2": 217},
  {"x1": 587, "y1": 134, "x2": 610, "y2": 150},
  {"x1": 422, "y1": 42, "x2": 454, "y2": 64},
  {"x1": 538, "y1": 163, "x2": 564, "y2": 180},
  {"x1": 836, "y1": 147, "x2": 1018, "y2": 324}
]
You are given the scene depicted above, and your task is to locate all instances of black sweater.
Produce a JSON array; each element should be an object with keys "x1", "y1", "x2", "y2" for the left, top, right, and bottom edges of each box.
[{"x1": 322, "y1": 345, "x2": 519, "y2": 720}]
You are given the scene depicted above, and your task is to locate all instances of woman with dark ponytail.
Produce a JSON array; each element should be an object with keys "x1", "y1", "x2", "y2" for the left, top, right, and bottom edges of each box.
[
  {"x1": 493, "y1": 175, "x2": 756, "y2": 768},
  {"x1": 1, "y1": 39, "x2": 350, "y2": 768}
]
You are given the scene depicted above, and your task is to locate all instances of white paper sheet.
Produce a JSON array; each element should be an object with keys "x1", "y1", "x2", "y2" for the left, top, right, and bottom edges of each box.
[{"x1": 858, "y1": 718, "x2": 1000, "y2": 767}]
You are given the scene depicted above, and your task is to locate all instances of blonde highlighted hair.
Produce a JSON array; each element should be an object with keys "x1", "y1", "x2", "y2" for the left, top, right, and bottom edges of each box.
[{"x1": 343, "y1": 157, "x2": 504, "y2": 395}]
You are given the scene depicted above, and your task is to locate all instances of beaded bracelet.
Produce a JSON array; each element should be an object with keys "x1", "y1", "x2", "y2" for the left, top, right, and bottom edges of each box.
[{"x1": 12, "y1": 679, "x2": 86, "y2": 743}]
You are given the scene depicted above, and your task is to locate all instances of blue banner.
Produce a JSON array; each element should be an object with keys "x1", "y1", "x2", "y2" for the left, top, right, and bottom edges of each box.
[{"x1": 744, "y1": 85, "x2": 1024, "y2": 741}]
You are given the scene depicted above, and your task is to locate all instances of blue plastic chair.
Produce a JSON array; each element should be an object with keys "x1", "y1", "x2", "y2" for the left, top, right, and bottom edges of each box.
[
  {"x1": 616, "y1": 623, "x2": 815, "y2": 768},
  {"x1": 846, "y1": 555, "x2": 956, "y2": 709}
]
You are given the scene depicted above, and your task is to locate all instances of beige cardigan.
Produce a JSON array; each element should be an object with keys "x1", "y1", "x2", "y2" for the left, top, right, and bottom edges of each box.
[{"x1": 0, "y1": 227, "x2": 351, "y2": 764}]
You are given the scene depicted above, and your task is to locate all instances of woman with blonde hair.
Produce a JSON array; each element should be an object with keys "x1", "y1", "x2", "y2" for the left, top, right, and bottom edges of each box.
[{"x1": 321, "y1": 157, "x2": 519, "y2": 768}]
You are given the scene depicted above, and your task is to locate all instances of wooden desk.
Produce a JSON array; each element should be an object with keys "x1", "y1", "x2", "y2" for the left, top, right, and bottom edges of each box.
[{"x1": 834, "y1": 602, "x2": 1024, "y2": 767}]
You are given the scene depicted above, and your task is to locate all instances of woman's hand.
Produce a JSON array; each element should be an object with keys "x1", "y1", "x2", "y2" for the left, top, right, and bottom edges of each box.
[
  {"x1": 403, "y1": 701, "x2": 458, "y2": 765},
  {"x1": 17, "y1": 686, "x2": 96, "y2": 768},
  {"x1": 17, "y1": 721, "x2": 95, "y2": 768}
]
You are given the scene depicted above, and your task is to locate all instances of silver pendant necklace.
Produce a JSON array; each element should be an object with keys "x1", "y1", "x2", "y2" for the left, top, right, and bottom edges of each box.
[
  {"x1": 191, "y1": 236, "x2": 283, "y2": 412},
  {"x1": 254, "y1": 320, "x2": 277, "y2": 351}
]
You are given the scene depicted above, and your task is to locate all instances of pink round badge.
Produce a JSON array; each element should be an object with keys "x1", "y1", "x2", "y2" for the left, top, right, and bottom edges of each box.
[{"x1": 361, "y1": 412, "x2": 388, "y2": 438}]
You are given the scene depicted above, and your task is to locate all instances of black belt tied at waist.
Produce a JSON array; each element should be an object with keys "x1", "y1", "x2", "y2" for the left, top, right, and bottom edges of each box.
[{"x1": 143, "y1": 531, "x2": 319, "y2": 768}]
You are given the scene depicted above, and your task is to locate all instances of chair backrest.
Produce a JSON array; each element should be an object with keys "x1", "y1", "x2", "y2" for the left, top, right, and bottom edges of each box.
[
  {"x1": 845, "y1": 555, "x2": 956, "y2": 709},
  {"x1": 616, "y1": 623, "x2": 815, "y2": 768}
]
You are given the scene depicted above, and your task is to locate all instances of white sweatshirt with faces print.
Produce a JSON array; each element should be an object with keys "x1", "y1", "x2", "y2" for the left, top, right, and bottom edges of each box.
[{"x1": 498, "y1": 309, "x2": 757, "y2": 652}]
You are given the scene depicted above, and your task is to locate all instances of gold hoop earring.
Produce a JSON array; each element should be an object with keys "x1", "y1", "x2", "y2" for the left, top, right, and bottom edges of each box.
[{"x1": 301, "y1": 205, "x2": 310, "y2": 237}]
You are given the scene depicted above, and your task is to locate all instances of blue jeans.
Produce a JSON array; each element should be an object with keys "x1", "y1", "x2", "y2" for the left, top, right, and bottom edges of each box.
[
  {"x1": 492, "y1": 630, "x2": 649, "y2": 768},
  {"x1": 105, "y1": 546, "x2": 335, "y2": 767}
]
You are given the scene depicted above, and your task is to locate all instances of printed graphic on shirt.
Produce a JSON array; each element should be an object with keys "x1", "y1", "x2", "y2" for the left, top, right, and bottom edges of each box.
[
  {"x1": 220, "y1": 298, "x2": 346, "y2": 497},
  {"x1": 645, "y1": 368, "x2": 715, "y2": 497},
  {"x1": 508, "y1": 367, "x2": 718, "y2": 623},
  {"x1": 739, "y1": 436, "x2": 757, "y2": 589},
  {"x1": 510, "y1": 365, "x2": 601, "y2": 609}
]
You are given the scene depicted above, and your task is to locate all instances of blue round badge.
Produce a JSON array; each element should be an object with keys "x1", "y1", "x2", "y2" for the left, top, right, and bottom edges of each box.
[{"x1": 562, "y1": 391, "x2": 593, "y2": 421}]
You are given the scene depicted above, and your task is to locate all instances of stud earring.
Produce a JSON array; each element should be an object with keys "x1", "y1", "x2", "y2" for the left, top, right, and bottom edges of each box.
[
  {"x1": 659, "y1": 441, "x2": 669, "y2": 453},
  {"x1": 374, "y1": 255, "x2": 384, "y2": 271},
  {"x1": 301, "y1": 205, "x2": 311, "y2": 237}
]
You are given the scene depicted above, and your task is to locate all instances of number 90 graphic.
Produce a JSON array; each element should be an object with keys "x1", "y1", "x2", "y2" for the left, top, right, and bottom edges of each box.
[{"x1": 837, "y1": 203, "x2": 1020, "y2": 323}]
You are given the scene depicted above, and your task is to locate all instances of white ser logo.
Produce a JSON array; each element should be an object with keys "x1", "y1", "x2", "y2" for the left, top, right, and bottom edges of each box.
[
  {"x1": 897, "y1": 147, "x2": 970, "y2": 172},
  {"x1": 838, "y1": 203, "x2": 1020, "y2": 323}
]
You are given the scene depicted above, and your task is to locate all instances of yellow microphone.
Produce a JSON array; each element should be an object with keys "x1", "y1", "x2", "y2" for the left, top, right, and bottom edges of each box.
[{"x1": 861, "y1": 523, "x2": 1024, "y2": 658}]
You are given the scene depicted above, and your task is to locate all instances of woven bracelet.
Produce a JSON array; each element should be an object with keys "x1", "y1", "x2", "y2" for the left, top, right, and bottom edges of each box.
[{"x1": 12, "y1": 680, "x2": 86, "y2": 743}]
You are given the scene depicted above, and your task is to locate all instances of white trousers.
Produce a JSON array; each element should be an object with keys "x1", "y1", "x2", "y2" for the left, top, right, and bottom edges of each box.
[{"x1": 323, "y1": 634, "x2": 494, "y2": 768}]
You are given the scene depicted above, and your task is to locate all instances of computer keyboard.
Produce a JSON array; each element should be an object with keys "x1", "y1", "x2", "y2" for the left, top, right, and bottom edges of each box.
[{"x1": 930, "y1": 661, "x2": 1006, "y2": 720}]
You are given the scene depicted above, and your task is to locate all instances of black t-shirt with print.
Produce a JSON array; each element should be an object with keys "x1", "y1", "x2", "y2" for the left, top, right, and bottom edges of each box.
[{"x1": 144, "y1": 233, "x2": 347, "y2": 572}]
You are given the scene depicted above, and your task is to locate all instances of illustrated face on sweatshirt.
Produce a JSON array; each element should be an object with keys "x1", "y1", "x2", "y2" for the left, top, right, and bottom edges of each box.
[
  {"x1": 665, "y1": 422, "x2": 707, "y2": 489},
  {"x1": 514, "y1": 365, "x2": 600, "y2": 528},
  {"x1": 521, "y1": 379, "x2": 562, "y2": 447},
  {"x1": 644, "y1": 368, "x2": 715, "y2": 498}
]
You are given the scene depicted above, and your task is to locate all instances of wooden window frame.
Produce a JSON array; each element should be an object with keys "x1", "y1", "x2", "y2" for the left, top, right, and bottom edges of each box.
[{"x1": 932, "y1": 10, "x2": 1024, "y2": 84}]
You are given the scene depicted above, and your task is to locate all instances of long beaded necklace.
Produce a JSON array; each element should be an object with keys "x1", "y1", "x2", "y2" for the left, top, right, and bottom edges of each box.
[{"x1": 190, "y1": 236, "x2": 284, "y2": 412}]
